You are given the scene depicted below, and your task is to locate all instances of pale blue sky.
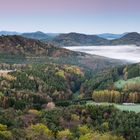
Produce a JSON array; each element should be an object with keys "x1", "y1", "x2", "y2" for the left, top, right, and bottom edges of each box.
[{"x1": 0, "y1": 0, "x2": 140, "y2": 34}]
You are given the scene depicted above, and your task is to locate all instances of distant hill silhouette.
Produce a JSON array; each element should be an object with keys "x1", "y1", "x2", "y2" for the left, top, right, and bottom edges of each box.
[
  {"x1": 52, "y1": 32, "x2": 140, "y2": 46},
  {"x1": 97, "y1": 33, "x2": 127, "y2": 40},
  {"x1": 111, "y1": 32, "x2": 140, "y2": 46},
  {"x1": 52, "y1": 32, "x2": 109, "y2": 46},
  {"x1": 1, "y1": 31, "x2": 140, "y2": 46},
  {"x1": 22, "y1": 31, "x2": 50, "y2": 40}
]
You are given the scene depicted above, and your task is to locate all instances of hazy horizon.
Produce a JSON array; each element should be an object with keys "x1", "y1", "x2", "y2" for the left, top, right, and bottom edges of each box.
[
  {"x1": 0, "y1": 0, "x2": 140, "y2": 34},
  {"x1": 0, "y1": 30, "x2": 134, "y2": 35}
]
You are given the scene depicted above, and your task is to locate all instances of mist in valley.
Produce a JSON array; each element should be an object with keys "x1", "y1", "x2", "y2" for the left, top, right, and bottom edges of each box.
[{"x1": 64, "y1": 45, "x2": 140, "y2": 63}]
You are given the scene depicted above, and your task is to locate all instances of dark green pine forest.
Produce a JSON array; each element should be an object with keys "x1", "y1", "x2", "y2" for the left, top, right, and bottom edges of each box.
[{"x1": 0, "y1": 35, "x2": 139, "y2": 140}]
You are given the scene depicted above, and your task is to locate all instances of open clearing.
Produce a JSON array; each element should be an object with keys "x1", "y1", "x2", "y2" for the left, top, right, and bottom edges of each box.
[{"x1": 86, "y1": 101, "x2": 140, "y2": 113}]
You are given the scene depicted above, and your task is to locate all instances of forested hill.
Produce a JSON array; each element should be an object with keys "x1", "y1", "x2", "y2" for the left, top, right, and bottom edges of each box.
[
  {"x1": 0, "y1": 35, "x2": 80, "y2": 57},
  {"x1": 82, "y1": 62, "x2": 140, "y2": 103},
  {"x1": 110, "y1": 32, "x2": 140, "y2": 45},
  {"x1": 22, "y1": 31, "x2": 50, "y2": 40},
  {"x1": 51, "y1": 32, "x2": 109, "y2": 46}
]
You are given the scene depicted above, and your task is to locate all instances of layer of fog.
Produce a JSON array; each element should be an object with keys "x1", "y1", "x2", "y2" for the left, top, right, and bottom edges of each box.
[{"x1": 64, "y1": 45, "x2": 140, "y2": 63}]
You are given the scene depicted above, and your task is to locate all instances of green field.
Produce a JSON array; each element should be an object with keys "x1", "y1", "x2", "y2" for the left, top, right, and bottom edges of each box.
[
  {"x1": 86, "y1": 101, "x2": 140, "y2": 113},
  {"x1": 115, "y1": 104, "x2": 140, "y2": 113},
  {"x1": 114, "y1": 76, "x2": 140, "y2": 89}
]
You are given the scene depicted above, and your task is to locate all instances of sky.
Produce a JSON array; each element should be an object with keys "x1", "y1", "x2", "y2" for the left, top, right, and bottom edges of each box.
[{"x1": 0, "y1": 0, "x2": 140, "y2": 34}]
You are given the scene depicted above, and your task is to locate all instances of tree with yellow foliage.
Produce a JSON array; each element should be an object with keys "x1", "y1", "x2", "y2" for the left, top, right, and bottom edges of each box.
[
  {"x1": 0, "y1": 124, "x2": 13, "y2": 140},
  {"x1": 26, "y1": 123, "x2": 53, "y2": 140},
  {"x1": 57, "y1": 129, "x2": 72, "y2": 140}
]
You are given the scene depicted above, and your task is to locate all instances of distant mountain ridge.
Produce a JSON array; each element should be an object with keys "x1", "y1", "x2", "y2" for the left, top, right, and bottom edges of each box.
[
  {"x1": 97, "y1": 33, "x2": 127, "y2": 40},
  {"x1": 0, "y1": 31, "x2": 20, "y2": 36},
  {"x1": 0, "y1": 31, "x2": 59, "y2": 41},
  {"x1": 1, "y1": 31, "x2": 140, "y2": 46},
  {"x1": 52, "y1": 32, "x2": 140, "y2": 46}
]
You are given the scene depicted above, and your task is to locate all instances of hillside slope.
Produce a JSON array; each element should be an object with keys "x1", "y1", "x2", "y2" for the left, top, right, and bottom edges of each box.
[
  {"x1": 81, "y1": 63, "x2": 140, "y2": 98},
  {"x1": 0, "y1": 35, "x2": 124, "y2": 71},
  {"x1": 0, "y1": 35, "x2": 76, "y2": 57}
]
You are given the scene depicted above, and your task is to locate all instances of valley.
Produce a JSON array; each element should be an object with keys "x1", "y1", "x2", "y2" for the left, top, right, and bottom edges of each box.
[
  {"x1": 0, "y1": 35, "x2": 139, "y2": 140},
  {"x1": 1, "y1": 0, "x2": 140, "y2": 139}
]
